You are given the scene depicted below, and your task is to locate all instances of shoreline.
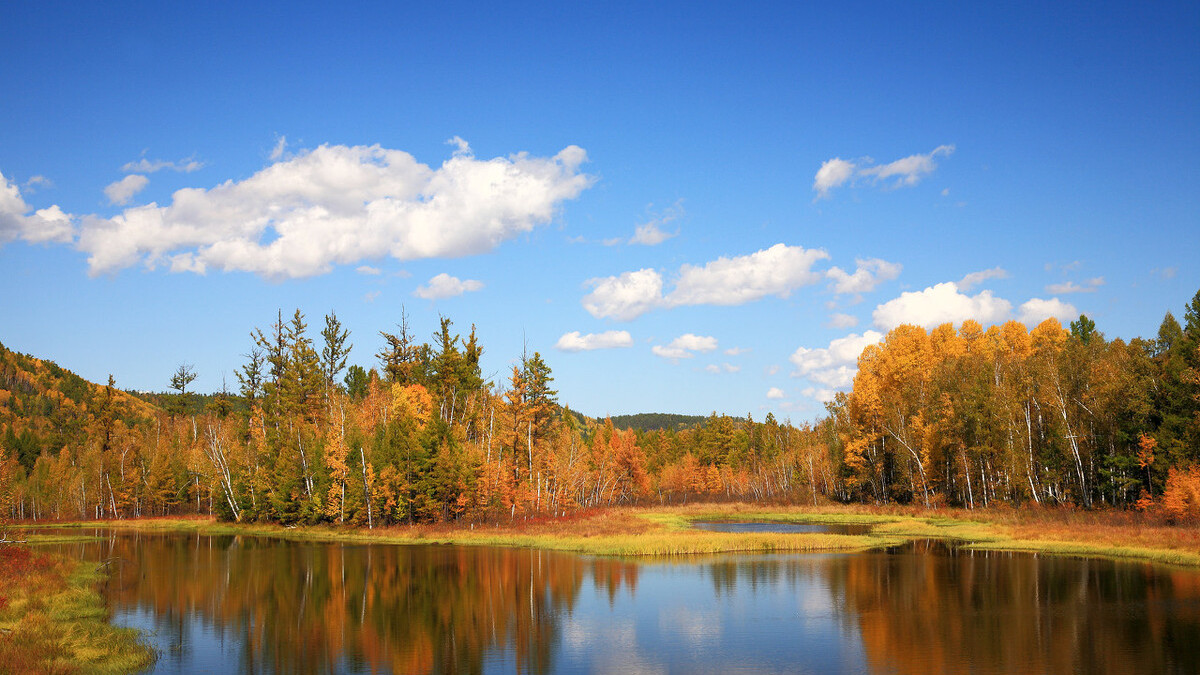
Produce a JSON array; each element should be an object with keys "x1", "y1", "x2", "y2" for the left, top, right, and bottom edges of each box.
[{"x1": 18, "y1": 502, "x2": 1200, "y2": 567}]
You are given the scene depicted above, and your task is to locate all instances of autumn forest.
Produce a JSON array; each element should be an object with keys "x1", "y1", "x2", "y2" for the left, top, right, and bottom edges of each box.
[{"x1": 2, "y1": 289, "x2": 1199, "y2": 527}]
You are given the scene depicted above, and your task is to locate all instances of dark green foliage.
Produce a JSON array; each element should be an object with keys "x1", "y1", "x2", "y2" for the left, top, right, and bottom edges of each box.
[
  {"x1": 344, "y1": 365, "x2": 369, "y2": 400},
  {"x1": 609, "y1": 413, "x2": 706, "y2": 432},
  {"x1": 1070, "y1": 314, "x2": 1097, "y2": 344}
]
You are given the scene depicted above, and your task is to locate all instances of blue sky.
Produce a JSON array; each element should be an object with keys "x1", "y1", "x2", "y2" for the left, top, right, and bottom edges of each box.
[{"x1": 1, "y1": 1, "x2": 1197, "y2": 421}]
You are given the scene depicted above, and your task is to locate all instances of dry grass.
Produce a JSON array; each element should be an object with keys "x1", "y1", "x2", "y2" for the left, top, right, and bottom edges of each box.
[
  {"x1": 0, "y1": 544, "x2": 155, "y2": 674},
  {"x1": 25, "y1": 501, "x2": 1200, "y2": 566}
]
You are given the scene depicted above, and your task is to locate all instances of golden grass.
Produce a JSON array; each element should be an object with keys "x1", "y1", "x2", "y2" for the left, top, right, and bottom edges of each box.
[
  {"x1": 24, "y1": 501, "x2": 1200, "y2": 567},
  {"x1": 0, "y1": 545, "x2": 155, "y2": 675}
]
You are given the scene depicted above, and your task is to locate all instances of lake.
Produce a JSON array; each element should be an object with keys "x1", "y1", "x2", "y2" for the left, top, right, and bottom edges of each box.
[{"x1": 48, "y1": 530, "x2": 1200, "y2": 674}]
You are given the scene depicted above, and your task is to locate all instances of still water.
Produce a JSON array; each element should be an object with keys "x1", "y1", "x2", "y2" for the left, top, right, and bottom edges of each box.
[{"x1": 49, "y1": 531, "x2": 1200, "y2": 674}]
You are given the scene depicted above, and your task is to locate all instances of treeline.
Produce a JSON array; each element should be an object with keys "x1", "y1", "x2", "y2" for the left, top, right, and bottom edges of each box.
[
  {"x1": 0, "y1": 310, "x2": 830, "y2": 524},
  {"x1": 1, "y1": 289, "x2": 1198, "y2": 524},
  {"x1": 826, "y1": 290, "x2": 1200, "y2": 516}
]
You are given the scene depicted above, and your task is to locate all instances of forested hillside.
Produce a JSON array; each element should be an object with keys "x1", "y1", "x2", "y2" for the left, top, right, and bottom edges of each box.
[
  {"x1": 609, "y1": 413, "x2": 705, "y2": 432},
  {"x1": 1, "y1": 290, "x2": 1198, "y2": 524}
]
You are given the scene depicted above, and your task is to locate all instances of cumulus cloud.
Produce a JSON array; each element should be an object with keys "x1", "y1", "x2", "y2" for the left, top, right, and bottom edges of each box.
[
  {"x1": 801, "y1": 387, "x2": 839, "y2": 403},
  {"x1": 652, "y1": 333, "x2": 718, "y2": 361},
  {"x1": 958, "y1": 266, "x2": 1009, "y2": 291},
  {"x1": 724, "y1": 346, "x2": 749, "y2": 356},
  {"x1": 1018, "y1": 297, "x2": 1078, "y2": 326},
  {"x1": 790, "y1": 331, "x2": 882, "y2": 403},
  {"x1": 827, "y1": 313, "x2": 858, "y2": 329},
  {"x1": 356, "y1": 265, "x2": 381, "y2": 275},
  {"x1": 670, "y1": 244, "x2": 830, "y2": 306},
  {"x1": 582, "y1": 268, "x2": 665, "y2": 321},
  {"x1": 0, "y1": 171, "x2": 74, "y2": 245},
  {"x1": 78, "y1": 140, "x2": 593, "y2": 278},
  {"x1": 104, "y1": 174, "x2": 150, "y2": 205},
  {"x1": 766, "y1": 387, "x2": 786, "y2": 400},
  {"x1": 629, "y1": 200, "x2": 682, "y2": 245},
  {"x1": 1046, "y1": 277, "x2": 1104, "y2": 294},
  {"x1": 813, "y1": 158, "x2": 856, "y2": 199},
  {"x1": 812, "y1": 145, "x2": 954, "y2": 198},
  {"x1": 807, "y1": 365, "x2": 856, "y2": 388},
  {"x1": 583, "y1": 244, "x2": 829, "y2": 321},
  {"x1": 872, "y1": 282, "x2": 1012, "y2": 330},
  {"x1": 825, "y1": 257, "x2": 902, "y2": 295},
  {"x1": 555, "y1": 330, "x2": 634, "y2": 352},
  {"x1": 413, "y1": 273, "x2": 484, "y2": 300},
  {"x1": 790, "y1": 331, "x2": 884, "y2": 377},
  {"x1": 121, "y1": 156, "x2": 203, "y2": 174}
]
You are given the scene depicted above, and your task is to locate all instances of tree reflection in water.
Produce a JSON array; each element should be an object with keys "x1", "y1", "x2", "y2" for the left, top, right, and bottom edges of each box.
[{"x1": 49, "y1": 533, "x2": 1200, "y2": 675}]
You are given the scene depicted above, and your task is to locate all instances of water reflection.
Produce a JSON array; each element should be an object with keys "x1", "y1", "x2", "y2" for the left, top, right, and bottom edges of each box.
[{"x1": 48, "y1": 533, "x2": 1200, "y2": 674}]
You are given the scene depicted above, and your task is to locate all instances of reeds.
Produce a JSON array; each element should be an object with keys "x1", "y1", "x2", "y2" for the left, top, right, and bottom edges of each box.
[{"x1": 0, "y1": 544, "x2": 155, "y2": 674}]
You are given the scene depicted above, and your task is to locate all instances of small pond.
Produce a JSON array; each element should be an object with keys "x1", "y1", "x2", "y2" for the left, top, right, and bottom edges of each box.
[{"x1": 43, "y1": 528, "x2": 1200, "y2": 674}]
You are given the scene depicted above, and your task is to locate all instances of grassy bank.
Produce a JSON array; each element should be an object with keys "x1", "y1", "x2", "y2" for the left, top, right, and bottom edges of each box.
[
  {"x1": 22, "y1": 502, "x2": 1200, "y2": 567},
  {"x1": 0, "y1": 542, "x2": 155, "y2": 674}
]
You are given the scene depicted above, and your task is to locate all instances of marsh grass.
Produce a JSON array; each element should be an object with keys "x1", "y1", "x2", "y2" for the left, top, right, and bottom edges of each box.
[
  {"x1": 0, "y1": 544, "x2": 155, "y2": 675},
  {"x1": 27, "y1": 502, "x2": 1200, "y2": 567}
]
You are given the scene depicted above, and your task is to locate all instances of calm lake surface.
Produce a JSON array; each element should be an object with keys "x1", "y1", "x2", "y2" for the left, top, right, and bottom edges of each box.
[{"x1": 48, "y1": 530, "x2": 1200, "y2": 674}]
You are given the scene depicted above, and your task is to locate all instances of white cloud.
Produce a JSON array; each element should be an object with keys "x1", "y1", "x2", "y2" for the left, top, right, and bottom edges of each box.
[
  {"x1": 24, "y1": 175, "x2": 52, "y2": 191},
  {"x1": 722, "y1": 362, "x2": 740, "y2": 373},
  {"x1": 0, "y1": 171, "x2": 74, "y2": 245},
  {"x1": 801, "y1": 386, "x2": 839, "y2": 403},
  {"x1": 104, "y1": 174, "x2": 150, "y2": 205},
  {"x1": 789, "y1": 331, "x2": 882, "y2": 403},
  {"x1": 766, "y1": 387, "x2": 786, "y2": 400},
  {"x1": 765, "y1": 364, "x2": 781, "y2": 376},
  {"x1": 652, "y1": 333, "x2": 718, "y2": 361},
  {"x1": 121, "y1": 156, "x2": 203, "y2": 174},
  {"x1": 790, "y1": 331, "x2": 884, "y2": 376},
  {"x1": 1018, "y1": 297, "x2": 1078, "y2": 326},
  {"x1": 958, "y1": 266, "x2": 1009, "y2": 291},
  {"x1": 825, "y1": 257, "x2": 902, "y2": 295},
  {"x1": 808, "y1": 365, "x2": 855, "y2": 388},
  {"x1": 356, "y1": 265, "x2": 381, "y2": 275},
  {"x1": 813, "y1": 145, "x2": 954, "y2": 198},
  {"x1": 269, "y1": 136, "x2": 288, "y2": 161},
  {"x1": 668, "y1": 243, "x2": 830, "y2": 307},
  {"x1": 813, "y1": 158, "x2": 856, "y2": 199},
  {"x1": 827, "y1": 313, "x2": 858, "y2": 329},
  {"x1": 872, "y1": 282, "x2": 1012, "y2": 330},
  {"x1": 554, "y1": 330, "x2": 633, "y2": 352},
  {"x1": 724, "y1": 346, "x2": 749, "y2": 356},
  {"x1": 670, "y1": 333, "x2": 718, "y2": 352},
  {"x1": 582, "y1": 268, "x2": 665, "y2": 321},
  {"x1": 1045, "y1": 277, "x2": 1104, "y2": 294},
  {"x1": 629, "y1": 200, "x2": 682, "y2": 245},
  {"x1": 413, "y1": 272, "x2": 484, "y2": 300},
  {"x1": 652, "y1": 345, "x2": 693, "y2": 360},
  {"x1": 582, "y1": 244, "x2": 829, "y2": 320},
  {"x1": 79, "y1": 140, "x2": 593, "y2": 278},
  {"x1": 363, "y1": 290, "x2": 380, "y2": 302},
  {"x1": 858, "y1": 145, "x2": 954, "y2": 187}
]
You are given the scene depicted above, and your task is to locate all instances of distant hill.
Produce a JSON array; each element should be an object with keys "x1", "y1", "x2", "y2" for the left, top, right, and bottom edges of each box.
[
  {"x1": 608, "y1": 413, "x2": 705, "y2": 432},
  {"x1": 0, "y1": 340, "x2": 159, "y2": 471}
]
